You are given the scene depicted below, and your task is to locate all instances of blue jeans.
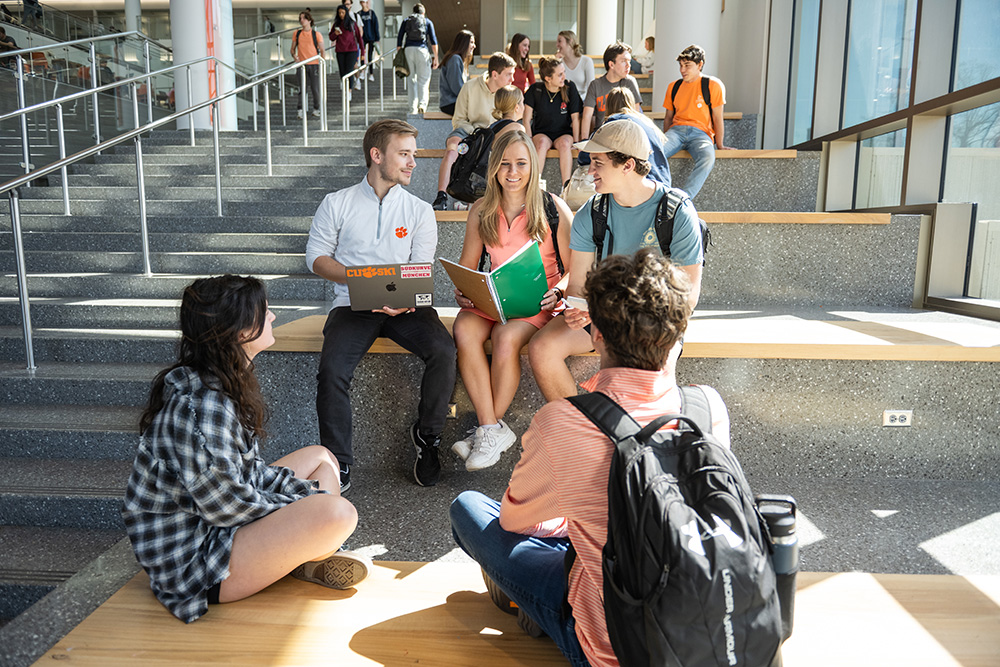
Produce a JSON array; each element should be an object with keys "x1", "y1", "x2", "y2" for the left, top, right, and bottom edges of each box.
[
  {"x1": 662, "y1": 124, "x2": 716, "y2": 199},
  {"x1": 450, "y1": 491, "x2": 592, "y2": 667}
]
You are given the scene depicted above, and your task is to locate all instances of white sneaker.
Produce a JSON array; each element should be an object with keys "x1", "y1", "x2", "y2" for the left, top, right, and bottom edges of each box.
[
  {"x1": 354, "y1": 77, "x2": 361, "y2": 90},
  {"x1": 465, "y1": 421, "x2": 516, "y2": 471},
  {"x1": 451, "y1": 427, "x2": 477, "y2": 460},
  {"x1": 311, "y1": 109, "x2": 321, "y2": 118},
  {"x1": 296, "y1": 109, "x2": 304, "y2": 119},
  {"x1": 368, "y1": 72, "x2": 375, "y2": 81}
]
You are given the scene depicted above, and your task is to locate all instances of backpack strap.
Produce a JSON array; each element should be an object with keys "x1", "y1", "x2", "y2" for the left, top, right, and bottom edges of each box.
[
  {"x1": 568, "y1": 391, "x2": 705, "y2": 448},
  {"x1": 702, "y1": 76, "x2": 713, "y2": 132},
  {"x1": 679, "y1": 385, "x2": 713, "y2": 436},
  {"x1": 543, "y1": 191, "x2": 564, "y2": 274},
  {"x1": 670, "y1": 79, "x2": 682, "y2": 108},
  {"x1": 312, "y1": 29, "x2": 319, "y2": 55},
  {"x1": 590, "y1": 194, "x2": 611, "y2": 261},
  {"x1": 653, "y1": 187, "x2": 711, "y2": 264}
]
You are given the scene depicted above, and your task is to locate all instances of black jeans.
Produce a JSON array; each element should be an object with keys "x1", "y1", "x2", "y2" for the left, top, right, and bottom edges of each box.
[
  {"x1": 316, "y1": 307, "x2": 457, "y2": 466},
  {"x1": 297, "y1": 64, "x2": 320, "y2": 111}
]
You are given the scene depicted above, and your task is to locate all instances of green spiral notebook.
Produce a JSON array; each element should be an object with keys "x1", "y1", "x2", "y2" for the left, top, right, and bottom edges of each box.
[{"x1": 439, "y1": 241, "x2": 549, "y2": 324}]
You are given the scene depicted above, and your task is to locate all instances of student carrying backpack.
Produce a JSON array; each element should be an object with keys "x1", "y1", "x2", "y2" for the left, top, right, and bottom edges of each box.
[
  {"x1": 446, "y1": 119, "x2": 517, "y2": 204},
  {"x1": 590, "y1": 187, "x2": 711, "y2": 264},
  {"x1": 404, "y1": 13, "x2": 427, "y2": 44},
  {"x1": 567, "y1": 386, "x2": 792, "y2": 666}
]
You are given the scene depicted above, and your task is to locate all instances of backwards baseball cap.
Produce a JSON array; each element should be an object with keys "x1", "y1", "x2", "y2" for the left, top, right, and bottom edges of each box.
[{"x1": 573, "y1": 120, "x2": 652, "y2": 162}]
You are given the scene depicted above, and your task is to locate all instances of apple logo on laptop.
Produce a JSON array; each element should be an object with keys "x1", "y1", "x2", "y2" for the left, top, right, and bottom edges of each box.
[{"x1": 386, "y1": 282, "x2": 397, "y2": 292}]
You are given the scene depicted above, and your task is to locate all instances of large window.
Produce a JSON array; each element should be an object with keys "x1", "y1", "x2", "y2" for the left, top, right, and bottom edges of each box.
[
  {"x1": 943, "y1": 102, "x2": 1000, "y2": 299},
  {"x1": 855, "y1": 128, "x2": 906, "y2": 208},
  {"x1": 787, "y1": 0, "x2": 820, "y2": 145},
  {"x1": 842, "y1": 0, "x2": 917, "y2": 128},
  {"x1": 953, "y1": 0, "x2": 1000, "y2": 91},
  {"x1": 506, "y1": 0, "x2": 577, "y2": 54}
]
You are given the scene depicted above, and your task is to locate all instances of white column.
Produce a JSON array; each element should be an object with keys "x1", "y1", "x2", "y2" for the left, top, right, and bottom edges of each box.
[
  {"x1": 585, "y1": 0, "x2": 617, "y2": 56},
  {"x1": 124, "y1": 0, "x2": 141, "y2": 33},
  {"x1": 170, "y1": 0, "x2": 237, "y2": 131},
  {"x1": 652, "y1": 0, "x2": 722, "y2": 118}
]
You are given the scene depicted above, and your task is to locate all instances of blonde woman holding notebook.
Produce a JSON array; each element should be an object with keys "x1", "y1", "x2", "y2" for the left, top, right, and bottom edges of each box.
[{"x1": 451, "y1": 130, "x2": 573, "y2": 471}]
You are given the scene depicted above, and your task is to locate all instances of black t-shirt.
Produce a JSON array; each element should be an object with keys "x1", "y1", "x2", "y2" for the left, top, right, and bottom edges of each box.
[{"x1": 524, "y1": 80, "x2": 582, "y2": 137}]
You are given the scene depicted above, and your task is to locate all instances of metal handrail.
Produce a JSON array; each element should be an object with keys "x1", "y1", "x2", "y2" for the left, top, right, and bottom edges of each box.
[
  {"x1": 341, "y1": 46, "x2": 398, "y2": 131},
  {"x1": 4, "y1": 53, "x2": 324, "y2": 371},
  {"x1": 234, "y1": 20, "x2": 333, "y2": 44},
  {"x1": 1, "y1": 29, "x2": 172, "y2": 60}
]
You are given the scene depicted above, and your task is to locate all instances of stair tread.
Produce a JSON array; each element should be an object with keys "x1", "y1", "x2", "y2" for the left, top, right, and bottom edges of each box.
[
  {"x1": 0, "y1": 525, "x2": 124, "y2": 585},
  {"x1": 0, "y1": 457, "x2": 131, "y2": 495},
  {"x1": 0, "y1": 404, "x2": 141, "y2": 432}
]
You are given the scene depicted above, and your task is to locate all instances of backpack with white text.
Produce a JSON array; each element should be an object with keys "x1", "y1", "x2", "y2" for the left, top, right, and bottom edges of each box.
[{"x1": 567, "y1": 386, "x2": 785, "y2": 667}]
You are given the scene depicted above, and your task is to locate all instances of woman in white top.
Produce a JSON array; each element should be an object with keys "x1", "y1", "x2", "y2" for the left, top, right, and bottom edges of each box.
[{"x1": 555, "y1": 30, "x2": 594, "y2": 102}]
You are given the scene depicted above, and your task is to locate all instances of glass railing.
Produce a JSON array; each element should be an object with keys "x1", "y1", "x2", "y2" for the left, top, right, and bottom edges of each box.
[{"x1": 2, "y1": 0, "x2": 110, "y2": 43}]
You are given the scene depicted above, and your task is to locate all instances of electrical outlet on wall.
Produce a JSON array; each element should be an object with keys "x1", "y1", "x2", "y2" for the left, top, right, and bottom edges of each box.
[{"x1": 882, "y1": 410, "x2": 913, "y2": 427}]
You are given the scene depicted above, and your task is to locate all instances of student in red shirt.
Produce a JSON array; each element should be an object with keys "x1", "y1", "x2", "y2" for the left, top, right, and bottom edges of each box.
[{"x1": 507, "y1": 33, "x2": 535, "y2": 92}]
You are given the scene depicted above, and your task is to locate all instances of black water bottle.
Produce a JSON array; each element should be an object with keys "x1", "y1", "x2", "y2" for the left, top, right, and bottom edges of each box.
[{"x1": 757, "y1": 494, "x2": 798, "y2": 641}]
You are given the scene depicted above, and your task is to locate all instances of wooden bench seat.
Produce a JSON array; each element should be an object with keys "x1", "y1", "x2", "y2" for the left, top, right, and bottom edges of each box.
[
  {"x1": 418, "y1": 147, "x2": 792, "y2": 159},
  {"x1": 433, "y1": 211, "x2": 892, "y2": 224},
  {"x1": 39, "y1": 562, "x2": 1000, "y2": 666},
  {"x1": 423, "y1": 110, "x2": 744, "y2": 121},
  {"x1": 271, "y1": 310, "x2": 1000, "y2": 362}
]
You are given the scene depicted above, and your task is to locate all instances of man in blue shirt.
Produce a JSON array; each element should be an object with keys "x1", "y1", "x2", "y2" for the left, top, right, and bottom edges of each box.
[
  {"x1": 528, "y1": 120, "x2": 704, "y2": 401},
  {"x1": 396, "y1": 3, "x2": 438, "y2": 114},
  {"x1": 357, "y1": 0, "x2": 381, "y2": 81}
]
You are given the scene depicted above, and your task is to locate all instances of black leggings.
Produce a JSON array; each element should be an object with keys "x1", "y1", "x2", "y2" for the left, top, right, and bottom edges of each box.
[{"x1": 337, "y1": 50, "x2": 359, "y2": 87}]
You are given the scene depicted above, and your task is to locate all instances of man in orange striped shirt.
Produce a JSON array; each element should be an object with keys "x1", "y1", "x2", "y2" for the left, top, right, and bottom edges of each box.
[{"x1": 451, "y1": 249, "x2": 730, "y2": 666}]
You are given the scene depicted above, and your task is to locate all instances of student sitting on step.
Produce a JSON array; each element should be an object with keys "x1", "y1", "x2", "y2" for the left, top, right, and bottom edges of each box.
[
  {"x1": 451, "y1": 130, "x2": 573, "y2": 471},
  {"x1": 451, "y1": 250, "x2": 730, "y2": 666},
  {"x1": 604, "y1": 86, "x2": 672, "y2": 186},
  {"x1": 528, "y1": 120, "x2": 704, "y2": 402},
  {"x1": 433, "y1": 51, "x2": 516, "y2": 210},
  {"x1": 489, "y1": 84, "x2": 527, "y2": 138},
  {"x1": 122, "y1": 275, "x2": 369, "y2": 624}
]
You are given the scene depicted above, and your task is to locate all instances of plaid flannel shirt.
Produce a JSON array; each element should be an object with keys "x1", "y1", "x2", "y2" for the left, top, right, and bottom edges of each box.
[{"x1": 122, "y1": 366, "x2": 321, "y2": 622}]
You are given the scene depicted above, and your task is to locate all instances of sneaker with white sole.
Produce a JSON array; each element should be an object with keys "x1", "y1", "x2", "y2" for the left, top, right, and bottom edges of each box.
[
  {"x1": 296, "y1": 109, "x2": 304, "y2": 119},
  {"x1": 451, "y1": 427, "x2": 477, "y2": 461},
  {"x1": 311, "y1": 109, "x2": 320, "y2": 118},
  {"x1": 291, "y1": 549, "x2": 372, "y2": 589},
  {"x1": 465, "y1": 420, "x2": 516, "y2": 471}
]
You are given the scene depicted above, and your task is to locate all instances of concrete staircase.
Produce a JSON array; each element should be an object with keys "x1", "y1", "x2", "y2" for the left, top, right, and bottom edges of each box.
[{"x1": 2, "y1": 66, "x2": 999, "y2": 666}]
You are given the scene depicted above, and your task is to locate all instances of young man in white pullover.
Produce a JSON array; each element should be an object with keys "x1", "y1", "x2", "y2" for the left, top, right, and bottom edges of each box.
[{"x1": 306, "y1": 119, "x2": 457, "y2": 492}]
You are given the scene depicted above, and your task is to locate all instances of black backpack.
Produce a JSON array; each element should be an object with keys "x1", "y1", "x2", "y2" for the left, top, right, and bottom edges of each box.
[
  {"x1": 671, "y1": 76, "x2": 715, "y2": 132},
  {"x1": 404, "y1": 14, "x2": 427, "y2": 43},
  {"x1": 446, "y1": 120, "x2": 515, "y2": 204},
  {"x1": 478, "y1": 191, "x2": 564, "y2": 275},
  {"x1": 590, "y1": 187, "x2": 710, "y2": 265},
  {"x1": 567, "y1": 386, "x2": 785, "y2": 667}
]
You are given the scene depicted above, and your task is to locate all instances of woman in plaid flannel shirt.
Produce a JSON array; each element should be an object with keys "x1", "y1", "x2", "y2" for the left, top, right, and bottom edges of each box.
[{"x1": 123, "y1": 275, "x2": 370, "y2": 622}]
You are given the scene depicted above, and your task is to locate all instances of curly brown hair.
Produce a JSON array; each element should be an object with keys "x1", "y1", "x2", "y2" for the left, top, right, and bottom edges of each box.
[
  {"x1": 139, "y1": 275, "x2": 271, "y2": 438},
  {"x1": 585, "y1": 249, "x2": 692, "y2": 370}
]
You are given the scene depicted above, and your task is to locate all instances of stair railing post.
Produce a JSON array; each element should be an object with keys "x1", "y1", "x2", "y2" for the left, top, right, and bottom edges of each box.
[
  {"x1": 379, "y1": 52, "x2": 384, "y2": 111},
  {"x1": 90, "y1": 42, "x2": 101, "y2": 146},
  {"x1": 264, "y1": 81, "x2": 273, "y2": 176},
  {"x1": 56, "y1": 103, "x2": 70, "y2": 216},
  {"x1": 363, "y1": 60, "x2": 369, "y2": 127},
  {"x1": 252, "y1": 40, "x2": 259, "y2": 132},
  {"x1": 279, "y1": 38, "x2": 287, "y2": 126},
  {"x1": 144, "y1": 40, "x2": 153, "y2": 125},
  {"x1": 320, "y1": 56, "x2": 328, "y2": 132},
  {"x1": 186, "y1": 65, "x2": 195, "y2": 146},
  {"x1": 342, "y1": 73, "x2": 348, "y2": 132},
  {"x1": 212, "y1": 100, "x2": 223, "y2": 217},
  {"x1": 131, "y1": 81, "x2": 152, "y2": 276},
  {"x1": 15, "y1": 55, "x2": 31, "y2": 183},
  {"x1": 301, "y1": 66, "x2": 309, "y2": 147},
  {"x1": 8, "y1": 189, "x2": 36, "y2": 372}
]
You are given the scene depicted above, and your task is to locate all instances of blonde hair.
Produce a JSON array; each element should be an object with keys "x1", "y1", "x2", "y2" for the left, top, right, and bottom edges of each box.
[
  {"x1": 558, "y1": 30, "x2": 583, "y2": 58},
  {"x1": 492, "y1": 85, "x2": 523, "y2": 120},
  {"x1": 605, "y1": 86, "x2": 636, "y2": 117},
  {"x1": 478, "y1": 131, "x2": 548, "y2": 248}
]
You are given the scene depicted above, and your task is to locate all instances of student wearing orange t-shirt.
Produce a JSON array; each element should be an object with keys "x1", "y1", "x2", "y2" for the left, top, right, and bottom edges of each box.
[
  {"x1": 291, "y1": 11, "x2": 326, "y2": 119},
  {"x1": 450, "y1": 249, "x2": 730, "y2": 667},
  {"x1": 661, "y1": 44, "x2": 730, "y2": 198}
]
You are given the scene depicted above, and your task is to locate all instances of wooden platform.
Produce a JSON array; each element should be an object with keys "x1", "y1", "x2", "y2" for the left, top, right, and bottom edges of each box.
[
  {"x1": 36, "y1": 563, "x2": 1000, "y2": 666},
  {"x1": 434, "y1": 211, "x2": 892, "y2": 224},
  {"x1": 417, "y1": 148, "x2": 793, "y2": 159},
  {"x1": 423, "y1": 110, "x2": 743, "y2": 121},
  {"x1": 270, "y1": 310, "x2": 1000, "y2": 362}
]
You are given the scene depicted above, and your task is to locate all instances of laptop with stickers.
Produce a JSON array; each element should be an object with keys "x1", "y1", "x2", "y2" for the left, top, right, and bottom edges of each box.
[{"x1": 345, "y1": 262, "x2": 435, "y2": 311}]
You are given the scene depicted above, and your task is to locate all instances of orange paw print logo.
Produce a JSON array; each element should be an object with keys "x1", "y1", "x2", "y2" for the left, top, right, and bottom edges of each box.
[{"x1": 395, "y1": 227, "x2": 408, "y2": 238}]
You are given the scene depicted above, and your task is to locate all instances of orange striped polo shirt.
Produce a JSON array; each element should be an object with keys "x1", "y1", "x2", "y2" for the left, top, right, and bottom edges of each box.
[{"x1": 500, "y1": 367, "x2": 729, "y2": 666}]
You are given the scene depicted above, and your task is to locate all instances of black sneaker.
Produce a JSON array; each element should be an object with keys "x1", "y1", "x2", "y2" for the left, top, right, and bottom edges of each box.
[
  {"x1": 339, "y1": 463, "x2": 351, "y2": 494},
  {"x1": 482, "y1": 568, "x2": 546, "y2": 638},
  {"x1": 432, "y1": 190, "x2": 449, "y2": 211},
  {"x1": 410, "y1": 422, "x2": 441, "y2": 486}
]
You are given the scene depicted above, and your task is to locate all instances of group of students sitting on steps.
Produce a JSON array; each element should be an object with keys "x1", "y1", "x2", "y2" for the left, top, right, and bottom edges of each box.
[
  {"x1": 435, "y1": 37, "x2": 731, "y2": 210},
  {"x1": 121, "y1": 103, "x2": 727, "y2": 664}
]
